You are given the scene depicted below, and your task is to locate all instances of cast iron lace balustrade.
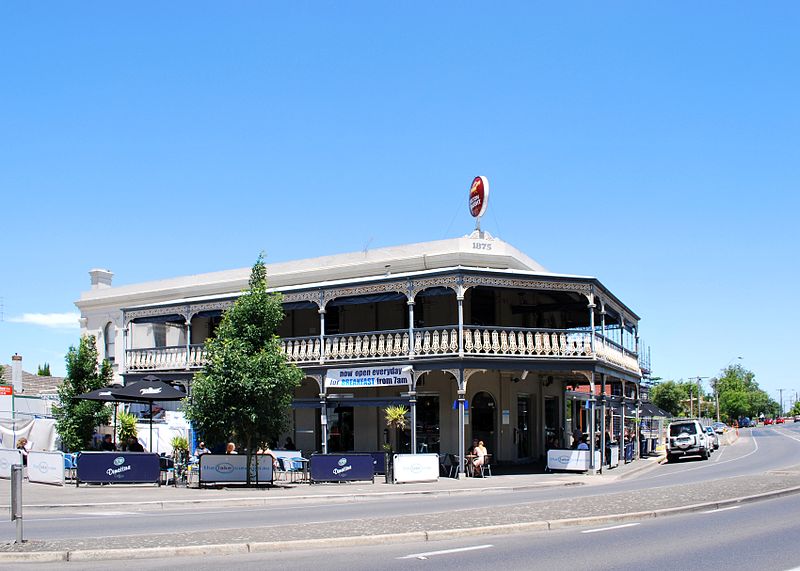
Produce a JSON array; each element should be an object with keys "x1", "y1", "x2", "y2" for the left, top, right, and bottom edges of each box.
[{"x1": 126, "y1": 328, "x2": 640, "y2": 374}]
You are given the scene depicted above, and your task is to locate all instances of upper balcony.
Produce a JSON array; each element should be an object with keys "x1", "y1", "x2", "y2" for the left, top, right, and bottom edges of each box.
[
  {"x1": 125, "y1": 325, "x2": 640, "y2": 375},
  {"x1": 121, "y1": 266, "x2": 641, "y2": 378}
]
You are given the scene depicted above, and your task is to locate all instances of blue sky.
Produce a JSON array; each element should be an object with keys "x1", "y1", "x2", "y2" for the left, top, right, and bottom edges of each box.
[{"x1": 1, "y1": 3, "x2": 798, "y2": 407}]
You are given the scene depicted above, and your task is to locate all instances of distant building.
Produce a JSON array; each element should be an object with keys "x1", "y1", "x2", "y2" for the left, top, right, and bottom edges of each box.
[{"x1": 0, "y1": 354, "x2": 63, "y2": 420}]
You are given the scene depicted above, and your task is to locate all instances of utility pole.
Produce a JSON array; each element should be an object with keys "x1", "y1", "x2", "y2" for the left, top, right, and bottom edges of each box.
[
  {"x1": 689, "y1": 377, "x2": 708, "y2": 419},
  {"x1": 778, "y1": 388, "x2": 785, "y2": 416}
]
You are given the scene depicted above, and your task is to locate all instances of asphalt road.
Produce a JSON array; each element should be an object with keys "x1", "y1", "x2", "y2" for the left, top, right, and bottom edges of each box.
[
  {"x1": 2, "y1": 424, "x2": 800, "y2": 546},
  {"x1": 10, "y1": 480, "x2": 800, "y2": 571}
]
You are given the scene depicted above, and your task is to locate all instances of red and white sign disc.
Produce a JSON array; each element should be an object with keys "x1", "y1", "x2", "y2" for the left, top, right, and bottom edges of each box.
[{"x1": 469, "y1": 176, "x2": 489, "y2": 218}]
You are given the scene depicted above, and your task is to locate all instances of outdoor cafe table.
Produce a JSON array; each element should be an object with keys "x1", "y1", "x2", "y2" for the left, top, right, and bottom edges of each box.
[{"x1": 464, "y1": 453, "x2": 491, "y2": 477}]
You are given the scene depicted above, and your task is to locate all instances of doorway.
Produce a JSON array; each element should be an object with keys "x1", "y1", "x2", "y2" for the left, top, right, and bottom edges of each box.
[
  {"x1": 516, "y1": 395, "x2": 532, "y2": 459},
  {"x1": 471, "y1": 391, "x2": 497, "y2": 454}
]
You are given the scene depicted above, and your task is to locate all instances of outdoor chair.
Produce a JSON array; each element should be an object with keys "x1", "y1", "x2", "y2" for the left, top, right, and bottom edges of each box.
[
  {"x1": 479, "y1": 454, "x2": 492, "y2": 477},
  {"x1": 446, "y1": 454, "x2": 460, "y2": 478}
]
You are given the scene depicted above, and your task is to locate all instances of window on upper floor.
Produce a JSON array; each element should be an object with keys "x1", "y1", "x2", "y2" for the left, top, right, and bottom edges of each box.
[{"x1": 104, "y1": 322, "x2": 116, "y2": 363}]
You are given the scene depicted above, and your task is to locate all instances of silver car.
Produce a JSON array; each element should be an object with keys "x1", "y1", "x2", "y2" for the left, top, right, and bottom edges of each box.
[{"x1": 704, "y1": 426, "x2": 719, "y2": 450}]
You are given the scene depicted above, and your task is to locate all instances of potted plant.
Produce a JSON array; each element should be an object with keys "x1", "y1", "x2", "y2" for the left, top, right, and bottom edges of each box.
[
  {"x1": 171, "y1": 435, "x2": 189, "y2": 464},
  {"x1": 384, "y1": 405, "x2": 409, "y2": 483},
  {"x1": 117, "y1": 410, "x2": 138, "y2": 450}
]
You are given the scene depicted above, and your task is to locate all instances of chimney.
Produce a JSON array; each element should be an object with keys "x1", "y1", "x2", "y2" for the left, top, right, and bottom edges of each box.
[
  {"x1": 89, "y1": 269, "x2": 114, "y2": 289},
  {"x1": 11, "y1": 354, "x2": 23, "y2": 393}
]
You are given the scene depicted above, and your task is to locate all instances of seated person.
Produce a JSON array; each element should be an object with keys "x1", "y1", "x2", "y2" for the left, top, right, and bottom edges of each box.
[
  {"x1": 577, "y1": 436, "x2": 590, "y2": 450},
  {"x1": 194, "y1": 441, "x2": 211, "y2": 457},
  {"x1": 100, "y1": 434, "x2": 116, "y2": 451},
  {"x1": 127, "y1": 436, "x2": 145, "y2": 452},
  {"x1": 16, "y1": 437, "x2": 30, "y2": 466},
  {"x1": 472, "y1": 440, "x2": 488, "y2": 475}
]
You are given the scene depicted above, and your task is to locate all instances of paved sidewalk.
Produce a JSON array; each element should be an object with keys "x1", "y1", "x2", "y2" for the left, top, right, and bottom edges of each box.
[
  {"x1": 0, "y1": 455, "x2": 656, "y2": 513},
  {"x1": 6, "y1": 456, "x2": 799, "y2": 563}
]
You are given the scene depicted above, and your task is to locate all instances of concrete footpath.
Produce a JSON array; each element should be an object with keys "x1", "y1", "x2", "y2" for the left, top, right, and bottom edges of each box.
[{"x1": 3, "y1": 455, "x2": 800, "y2": 563}]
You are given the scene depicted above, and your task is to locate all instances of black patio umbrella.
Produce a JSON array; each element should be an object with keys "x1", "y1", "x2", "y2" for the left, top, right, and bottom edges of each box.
[
  {"x1": 74, "y1": 386, "x2": 123, "y2": 446},
  {"x1": 110, "y1": 375, "x2": 187, "y2": 453}
]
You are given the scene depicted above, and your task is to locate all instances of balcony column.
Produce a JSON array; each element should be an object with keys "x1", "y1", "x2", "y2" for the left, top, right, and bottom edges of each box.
[
  {"x1": 319, "y1": 392, "x2": 328, "y2": 454},
  {"x1": 589, "y1": 373, "x2": 596, "y2": 472},
  {"x1": 409, "y1": 390, "x2": 417, "y2": 454},
  {"x1": 457, "y1": 381, "x2": 466, "y2": 478},
  {"x1": 600, "y1": 374, "x2": 606, "y2": 474},
  {"x1": 319, "y1": 308, "x2": 326, "y2": 364},
  {"x1": 407, "y1": 300, "x2": 415, "y2": 359},
  {"x1": 635, "y1": 396, "x2": 641, "y2": 461},
  {"x1": 185, "y1": 318, "x2": 191, "y2": 370},
  {"x1": 600, "y1": 308, "x2": 607, "y2": 352},
  {"x1": 122, "y1": 325, "x2": 129, "y2": 375},
  {"x1": 588, "y1": 302, "x2": 596, "y2": 355},
  {"x1": 457, "y1": 294, "x2": 465, "y2": 358}
]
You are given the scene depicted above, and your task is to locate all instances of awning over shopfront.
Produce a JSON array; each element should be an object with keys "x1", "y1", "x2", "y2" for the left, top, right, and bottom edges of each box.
[{"x1": 641, "y1": 402, "x2": 670, "y2": 418}]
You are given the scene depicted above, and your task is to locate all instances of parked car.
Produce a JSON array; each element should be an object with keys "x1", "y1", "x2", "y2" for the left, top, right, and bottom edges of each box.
[
  {"x1": 704, "y1": 426, "x2": 720, "y2": 450},
  {"x1": 712, "y1": 422, "x2": 728, "y2": 434},
  {"x1": 667, "y1": 419, "x2": 711, "y2": 462},
  {"x1": 765, "y1": 418, "x2": 774, "y2": 425},
  {"x1": 794, "y1": 416, "x2": 800, "y2": 423},
  {"x1": 776, "y1": 417, "x2": 785, "y2": 424}
]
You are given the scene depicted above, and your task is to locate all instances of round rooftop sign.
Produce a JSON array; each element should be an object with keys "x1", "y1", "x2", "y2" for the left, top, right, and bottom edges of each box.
[{"x1": 469, "y1": 176, "x2": 489, "y2": 218}]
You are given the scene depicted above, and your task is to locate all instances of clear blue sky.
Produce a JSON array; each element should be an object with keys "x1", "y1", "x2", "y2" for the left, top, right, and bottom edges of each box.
[{"x1": 1, "y1": 3, "x2": 798, "y2": 407}]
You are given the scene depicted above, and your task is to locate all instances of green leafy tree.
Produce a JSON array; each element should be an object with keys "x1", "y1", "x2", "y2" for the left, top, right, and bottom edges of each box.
[
  {"x1": 185, "y1": 255, "x2": 303, "y2": 483},
  {"x1": 37, "y1": 362, "x2": 51, "y2": 376},
  {"x1": 713, "y1": 364, "x2": 778, "y2": 422},
  {"x1": 649, "y1": 380, "x2": 688, "y2": 417},
  {"x1": 51, "y1": 336, "x2": 112, "y2": 452}
]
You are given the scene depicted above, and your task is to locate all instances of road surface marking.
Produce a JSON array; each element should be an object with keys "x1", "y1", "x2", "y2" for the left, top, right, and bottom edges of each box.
[
  {"x1": 581, "y1": 523, "x2": 640, "y2": 534},
  {"x1": 703, "y1": 506, "x2": 740, "y2": 513},
  {"x1": 398, "y1": 544, "x2": 493, "y2": 559},
  {"x1": 638, "y1": 431, "x2": 759, "y2": 482}
]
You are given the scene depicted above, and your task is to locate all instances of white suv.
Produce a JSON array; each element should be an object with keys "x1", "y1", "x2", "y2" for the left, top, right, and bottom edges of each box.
[{"x1": 667, "y1": 420, "x2": 710, "y2": 462}]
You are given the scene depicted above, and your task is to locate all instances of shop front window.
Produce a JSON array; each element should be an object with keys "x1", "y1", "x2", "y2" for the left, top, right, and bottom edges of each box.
[
  {"x1": 326, "y1": 405, "x2": 354, "y2": 452},
  {"x1": 416, "y1": 396, "x2": 440, "y2": 453}
]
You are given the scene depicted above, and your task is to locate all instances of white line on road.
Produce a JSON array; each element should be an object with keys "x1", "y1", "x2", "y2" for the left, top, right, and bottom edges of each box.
[
  {"x1": 581, "y1": 523, "x2": 640, "y2": 534},
  {"x1": 703, "y1": 506, "x2": 741, "y2": 514},
  {"x1": 638, "y1": 430, "x2": 760, "y2": 482},
  {"x1": 398, "y1": 544, "x2": 493, "y2": 559}
]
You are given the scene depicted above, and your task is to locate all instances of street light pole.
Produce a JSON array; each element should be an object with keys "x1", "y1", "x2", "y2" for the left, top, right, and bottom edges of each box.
[{"x1": 778, "y1": 388, "x2": 784, "y2": 416}]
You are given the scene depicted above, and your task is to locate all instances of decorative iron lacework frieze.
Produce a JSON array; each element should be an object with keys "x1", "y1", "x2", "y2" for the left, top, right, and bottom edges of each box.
[
  {"x1": 320, "y1": 281, "x2": 410, "y2": 306},
  {"x1": 409, "y1": 275, "x2": 460, "y2": 297},
  {"x1": 279, "y1": 291, "x2": 321, "y2": 306},
  {"x1": 461, "y1": 276, "x2": 592, "y2": 295},
  {"x1": 187, "y1": 300, "x2": 234, "y2": 319},
  {"x1": 125, "y1": 305, "x2": 191, "y2": 323}
]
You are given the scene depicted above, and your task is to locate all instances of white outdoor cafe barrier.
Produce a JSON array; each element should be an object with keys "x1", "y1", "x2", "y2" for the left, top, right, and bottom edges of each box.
[
  {"x1": 547, "y1": 449, "x2": 601, "y2": 472},
  {"x1": 26, "y1": 451, "x2": 65, "y2": 486},
  {"x1": 0, "y1": 448, "x2": 23, "y2": 479},
  {"x1": 199, "y1": 454, "x2": 274, "y2": 484},
  {"x1": 392, "y1": 453, "x2": 440, "y2": 484}
]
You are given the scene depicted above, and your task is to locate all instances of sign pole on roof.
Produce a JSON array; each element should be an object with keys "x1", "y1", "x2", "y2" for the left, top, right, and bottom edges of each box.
[{"x1": 468, "y1": 176, "x2": 490, "y2": 237}]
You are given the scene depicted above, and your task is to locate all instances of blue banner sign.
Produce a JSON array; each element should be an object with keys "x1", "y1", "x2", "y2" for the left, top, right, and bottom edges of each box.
[
  {"x1": 368, "y1": 452, "x2": 386, "y2": 475},
  {"x1": 76, "y1": 452, "x2": 160, "y2": 484},
  {"x1": 309, "y1": 454, "x2": 375, "y2": 483}
]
